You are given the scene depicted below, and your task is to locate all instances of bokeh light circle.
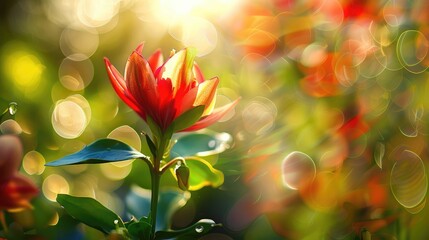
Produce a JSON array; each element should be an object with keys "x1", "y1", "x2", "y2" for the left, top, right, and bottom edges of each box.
[
  {"x1": 390, "y1": 149, "x2": 427, "y2": 209},
  {"x1": 59, "y1": 58, "x2": 94, "y2": 91},
  {"x1": 169, "y1": 16, "x2": 218, "y2": 57},
  {"x1": 59, "y1": 26, "x2": 99, "y2": 61},
  {"x1": 76, "y1": 0, "x2": 120, "y2": 28},
  {"x1": 282, "y1": 151, "x2": 316, "y2": 190},
  {"x1": 22, "y1": 151, "x2": 46, "y2": 175},
  {"x1": 242, "y1": 97, "x2": 277, "y2": 135},
  {"x1": 52, "y1": 100, "x2": 87, "y2": 139},
  {"x1": 42, "y1": 174, "x2": 70, "y2": 201},
  {"x1": 0, "y1": 119, "x2": 23, "y2": 134},
  {"x1": 108, "y1": 125, "x2": 141, "y2": 152}
]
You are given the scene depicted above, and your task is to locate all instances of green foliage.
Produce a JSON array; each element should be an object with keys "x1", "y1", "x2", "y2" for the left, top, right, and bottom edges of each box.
[
  {"x1": 45, "y1": 139, "x2": 148, "y2": 166},
  {"x1": 154, "y1": 219, "x2": 221, "y2": 240},
  {"x1": 56, "y1": 194, "x2": 125, "y2": 234},
  {"x1": 170, "y1": 105, "x2": 204, "y2": 132},
  {"x1": 127, "y1": 219, "x2": 151, "y2": 240}
]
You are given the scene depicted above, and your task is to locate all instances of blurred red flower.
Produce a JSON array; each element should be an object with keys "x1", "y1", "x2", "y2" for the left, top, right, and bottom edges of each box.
[
  {"x1": 0, "y1": 135, "x2": 38, "y2": 210},
  {"x1": 105, "y1": 44, "x2": 238, "y2": 133}
]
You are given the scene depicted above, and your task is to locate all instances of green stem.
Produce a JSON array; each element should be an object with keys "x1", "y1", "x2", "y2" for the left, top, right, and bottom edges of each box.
[
  {"x1": 150, "y1": 170, "x2": 160, "y2": 239},
  {"x1": 159, "y1": 157, "x2": 184, "y2": 174},
  {"x1": 149, "y1": 133, "x2": 170, "y2": 240}
]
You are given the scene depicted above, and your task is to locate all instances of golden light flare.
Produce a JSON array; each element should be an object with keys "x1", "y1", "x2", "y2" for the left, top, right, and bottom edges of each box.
[
  {"x1": 2, "y1": 42, "x2": 45, "y2": 94},
  {"x1": 107, "y1": 125, "x2": 141, "y2": 152},
  {"x1": 59, "y1": 58, "x2": 94, "y2": 91},
  {"x1": 22, "y1": 151, "x2": 46, "y2": 175},
  {"x1": 51, "y1": 94, "x2": 91, "y2": 139},
  {"x1": 42, "y1": 174, "x2": 70, "y2": 201}
]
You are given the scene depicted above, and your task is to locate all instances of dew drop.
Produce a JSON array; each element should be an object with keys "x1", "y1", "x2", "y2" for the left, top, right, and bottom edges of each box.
[
  {"x1": 195, "y1": 225, "x2": 204, "y2": 233},
  {"x1": 8, "y1": 102, "x2": 18, "y2": 115},
  {"x1": 208, "y1": 140, "x2": 216, "y2": 148},
  {"x1": 114, "y1": 219, "x2": 119, "y2": 225}
]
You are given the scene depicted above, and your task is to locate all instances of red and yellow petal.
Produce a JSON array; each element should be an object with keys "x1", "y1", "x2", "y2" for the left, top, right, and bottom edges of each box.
[
  {"x1": 125, "y1": 51, "x2": 158, "y2": 117},
  {"x1": 194, "y1": 77, "x2": 219, "y2": 116},
  {"x1": 159, "y1": 48, "x2": 197, "y2": 93},
  {"x1": 182, "y1": 98, "x2": 240, "y2": 132},
  {"x1": 104, "y1": 58, "x2": 146, "y2": 119},
  {"x1": 193, "y1": 63, "x2": 205, "y2": 83}
]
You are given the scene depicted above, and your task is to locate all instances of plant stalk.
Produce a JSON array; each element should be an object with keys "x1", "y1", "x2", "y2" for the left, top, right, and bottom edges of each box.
[
  {"x1": 149, "y1": 133, "x2": 170, "y2": 239},
  {"x1": 150, "y1": 170, "x2": 161, "y2": 239}
]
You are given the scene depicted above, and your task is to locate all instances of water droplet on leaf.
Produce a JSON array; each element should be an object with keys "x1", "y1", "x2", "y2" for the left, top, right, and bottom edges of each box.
[
  {"x1": 8, "y1": 102, "x2": 18, "y2": 115},
  {"x1": 195, "y1": 225, "x2": 204, "y2": 233}
]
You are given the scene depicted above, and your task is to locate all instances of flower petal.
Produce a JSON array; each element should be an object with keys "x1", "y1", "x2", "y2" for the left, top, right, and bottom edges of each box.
[
  {"x1": 182, "y1": 98, "x2": 239, "y2": 132},
  {"x1": 0, "y1": 135, "x2": 22, "y2": 182},
  {"x1": 148, "y1": 49, "x2": 164, "y2": 73},
  {"x1": 0, "y1": 174, "x2": 38, "y2": 210},
  {"x1": 156, "y1": 79, "x2": 176, "y2": 130},
  {"x1": 159, "y1": 48, "x2": 196, "y2": 93},
  {"x1": 104, "y1": 58, "x2": 146, "y2": 119},
  {"x1": 177, "y1": 86, "x2": 198, "y2": 117},
  {"x1": 125, "y1": 51, "x2": 158, "y2": 118},
  {"x1": 194, "y1": 77, "x2": 219, "y2": 116},
  {"x1": 193, "y1": 63, "x2": 205, "y2": 83}
]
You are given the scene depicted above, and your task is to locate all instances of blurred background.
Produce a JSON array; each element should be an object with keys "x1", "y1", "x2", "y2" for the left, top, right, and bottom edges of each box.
[{"x1": 1, "y1": 0, "x2": 429, "y2": 239}]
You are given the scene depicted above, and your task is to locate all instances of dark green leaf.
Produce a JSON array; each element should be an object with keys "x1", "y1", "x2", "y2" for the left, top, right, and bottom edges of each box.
[
  {"x1": 127, "y1": 221, "x2": 151, "y2": 240},
  {"x1": 45, "y1": 139, "x2": 147, "y2": 166},
  {"x1": 171, "y1": 106, "x2": 204, "y2": 132},
  {"x1": 144, "y1": 134, "x2": 157, "y2": 158},
  {"x1": 170, "y1": 132, "x2": 231, "y2": 158},
  {"x1": 154, "y1": 219, "x2": 221, "y2": 240},
  {"x1": 56, "y1": 194, "x2": 124, "y2": 234}
]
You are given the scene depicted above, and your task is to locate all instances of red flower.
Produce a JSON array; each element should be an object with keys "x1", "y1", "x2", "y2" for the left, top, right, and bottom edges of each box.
[
  {"x1": 0, "y1": 135, "x2": 38, "y2": 210},
  {"x1": 104, "y1": 44, "x2": 238, "y2": 133}
]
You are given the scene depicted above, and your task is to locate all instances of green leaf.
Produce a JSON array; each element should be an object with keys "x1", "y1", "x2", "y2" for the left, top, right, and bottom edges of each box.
[
  {"x1": 56, "y1": 194, "x2": 124, "y2": 234},
  {"x1": 170, "y1": 132, "x2": 232, "y2": 158},
  {"x1": 154, "y1": 219, "x2": 221, "y2": 240},
  {"x1": 144, "y1": 133, "x2": 157, "y2": 158},
  {"x1": 171, "y1": 105, "x2": 204, "y2": 132},
  {"x1": 171, "y1": 157, "x2": 224, "y2": 191},
  {"x1": 127, "y1": 220, "x2": 151, "y2": 240},
  {"x1": 45, "y1": 138, "x2": 148, "y2": 166},
  {"x1": 146, "y1": 115, "x2": 162, "y2": 141}
]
